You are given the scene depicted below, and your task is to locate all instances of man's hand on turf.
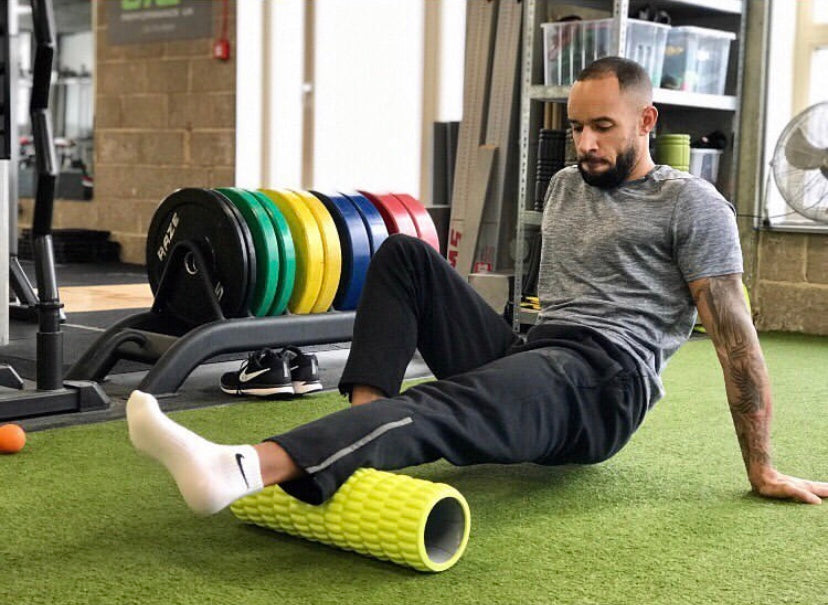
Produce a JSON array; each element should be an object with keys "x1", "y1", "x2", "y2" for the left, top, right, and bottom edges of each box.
[
  {"x1": 750, "y1": 467, "x2": 828, "y2": 504},
  {"x1": 690, "y1": 275, "x2": 828, "y2": 506}
]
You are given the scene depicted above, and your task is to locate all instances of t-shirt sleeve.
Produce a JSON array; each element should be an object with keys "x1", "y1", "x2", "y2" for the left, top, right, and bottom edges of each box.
[{"x1": 672, "y1": 179, "x2": 744, "y2": 283}]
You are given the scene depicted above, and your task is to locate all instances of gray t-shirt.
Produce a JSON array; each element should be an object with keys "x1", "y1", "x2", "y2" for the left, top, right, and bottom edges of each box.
[{"x1": 537, "y1": 164, "x2": 743, "y2": 404}]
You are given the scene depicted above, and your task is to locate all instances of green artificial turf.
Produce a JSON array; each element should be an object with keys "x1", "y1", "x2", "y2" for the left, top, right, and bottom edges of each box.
[{"x1": 1, "y1": 333, "x2": 826, "y2": 604}]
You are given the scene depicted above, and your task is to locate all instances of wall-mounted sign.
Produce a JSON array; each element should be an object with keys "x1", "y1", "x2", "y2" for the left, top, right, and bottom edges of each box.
[{"x1": 108, "y1": 0, "x2": 213, "y2": 45}]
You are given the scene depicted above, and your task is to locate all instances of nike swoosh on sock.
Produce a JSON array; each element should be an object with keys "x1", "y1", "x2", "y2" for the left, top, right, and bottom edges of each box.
[{"x1": 235, "y1": 453, "x2": 250, "y2": 488}]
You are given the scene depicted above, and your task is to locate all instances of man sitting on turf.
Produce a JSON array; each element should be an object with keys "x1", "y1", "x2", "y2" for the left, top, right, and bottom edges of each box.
[{"x1": 127, "y1": 56, "x2": 828, "y2": 514}]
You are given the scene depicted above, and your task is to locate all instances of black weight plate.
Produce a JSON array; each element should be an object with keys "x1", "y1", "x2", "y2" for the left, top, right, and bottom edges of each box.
[
  {"x1": 146, "y1": 187, "x2": 254, "y2": 320},
  {"x1": 212, "y1": 189, "x2": 257, "y2": 316}
]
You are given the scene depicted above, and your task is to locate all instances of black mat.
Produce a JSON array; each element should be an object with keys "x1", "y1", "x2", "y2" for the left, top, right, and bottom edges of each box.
[
  {"x1": 4, "y1": 262, "x2": 348, "y2": 381},
  {"x1": 6, "y1": 260, "x2": 153, "y2": 379},
  {"x1": 15, "y1": 259, "x2": 147, "y2": 287},
  {"x1": 5, "y1": 260, "x2": 210, "y2": 379},
  {"x1": 2, "y1": 308, "x2": 153, "y2": 379}
]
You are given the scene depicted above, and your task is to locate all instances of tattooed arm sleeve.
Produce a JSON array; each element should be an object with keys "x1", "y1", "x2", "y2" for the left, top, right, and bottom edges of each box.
[{"x1": 688, "y1": 274, "x2": 773, "y2": 479}]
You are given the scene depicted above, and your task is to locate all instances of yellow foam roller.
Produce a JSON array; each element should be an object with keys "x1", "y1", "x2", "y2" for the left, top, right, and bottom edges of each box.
[{"x1": 230, "y1": 468, "x2": 470, "y2": 572}]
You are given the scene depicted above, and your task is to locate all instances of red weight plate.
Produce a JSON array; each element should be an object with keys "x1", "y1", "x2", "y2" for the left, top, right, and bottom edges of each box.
[
  {"x1": 357, "y1": 190, "x2": 418, "y2": 237},
  {"x1": 391, "y1": 193, "x2": 441, "y2": 254}
]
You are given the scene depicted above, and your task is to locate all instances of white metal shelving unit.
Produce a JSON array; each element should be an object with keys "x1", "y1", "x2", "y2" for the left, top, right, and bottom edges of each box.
[
  {"x1": 529, "y1": 84, "x2": 739, "y2": 110},
  {"x1": 512, "y1": 0, "x2": 747, "y2": 330}
]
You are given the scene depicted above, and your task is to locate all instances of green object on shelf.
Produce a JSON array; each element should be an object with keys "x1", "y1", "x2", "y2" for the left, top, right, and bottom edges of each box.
[{"x1": 655, "y1": 134, "x2": 691, "y2": 170}]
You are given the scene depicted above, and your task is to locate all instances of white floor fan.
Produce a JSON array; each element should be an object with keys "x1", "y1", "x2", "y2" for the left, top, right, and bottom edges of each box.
[{"x1": 769, "y1": 101, "x2": 828, "y2": 224}]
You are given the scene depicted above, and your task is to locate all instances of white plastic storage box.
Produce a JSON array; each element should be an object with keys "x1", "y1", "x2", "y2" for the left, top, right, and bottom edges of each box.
[
  {"x1": 542, "y1": 19, "x2": 669, "y2": 87},
  {"x1": 625, "y1": 19, "x2": 671, "y2": 87},
  {"x1": 689, "y1": 148, "x2": 723, "y2": 184},
  {"x1": 661, "y1": 26, "x2": 736, "y2": 94},
  {"x1": 542, "y1": 19, "x2": 612, "y2": 87}
]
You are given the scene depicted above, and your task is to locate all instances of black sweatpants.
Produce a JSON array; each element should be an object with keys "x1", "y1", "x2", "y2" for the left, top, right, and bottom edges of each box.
[{"x1": 268, "y1": 235, "x2": 648, "y2": 505}]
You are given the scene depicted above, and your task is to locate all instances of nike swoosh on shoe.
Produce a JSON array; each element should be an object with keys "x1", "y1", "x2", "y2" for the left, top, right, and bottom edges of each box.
[{"x1": 239, "y1": 368, "x2": 271, "y2": 382}]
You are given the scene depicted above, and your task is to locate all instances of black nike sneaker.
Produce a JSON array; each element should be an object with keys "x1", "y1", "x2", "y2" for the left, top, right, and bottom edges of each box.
[
  {"x1": 220, "y1": 348, "x2": 294, "y2": 397},
  {"x1": 280, "y1": 346, "x2": 323, "y2": 395}
]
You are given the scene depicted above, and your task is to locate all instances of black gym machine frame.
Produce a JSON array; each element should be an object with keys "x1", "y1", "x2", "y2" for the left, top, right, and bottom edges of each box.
[
  {"x1": 1, "y1": 0, "x2": 354, "y2": 422},
  {"x1": 4, "y1": 0, "x2": 46, "y2": 324},
  {"x1": 0, "y1": 0, "x2": 107, "y2": 421}
]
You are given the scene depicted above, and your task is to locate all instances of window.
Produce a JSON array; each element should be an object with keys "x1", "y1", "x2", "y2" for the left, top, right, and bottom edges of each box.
[
  {"x1": 312, "y1": 0, "x2": 425, "y2": 196},
  {"x1": 794, "y1": 0, "x2": 828, "y2": 111},
  {"x1": 244, "y1": 0, "x2": 466, "y2": 202},
  {"x1": 763, "y1": 0, "x2": 828, "y2": 230},
  {"x1": 813, "y1": 0, "x2": 828, "y2": 23}
]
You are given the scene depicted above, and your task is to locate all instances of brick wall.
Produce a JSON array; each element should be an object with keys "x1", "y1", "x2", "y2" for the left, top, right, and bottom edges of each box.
[
  {"x1": 753, "y1": 232, "x2": 828, "y2": 335},
  {"x1": 19, "y1": 0, "x2": 237, "y2": 265}
]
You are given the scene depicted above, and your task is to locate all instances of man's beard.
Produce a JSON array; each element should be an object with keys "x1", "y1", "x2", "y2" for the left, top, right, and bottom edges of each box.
[{"x1": 577, "y1": 144, "x2": 637, "y2": 189}]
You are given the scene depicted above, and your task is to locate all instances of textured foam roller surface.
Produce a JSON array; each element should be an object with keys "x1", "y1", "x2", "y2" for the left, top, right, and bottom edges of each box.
[{"x1": 230, "y1": 468, "x2": 470, "y2": 572}]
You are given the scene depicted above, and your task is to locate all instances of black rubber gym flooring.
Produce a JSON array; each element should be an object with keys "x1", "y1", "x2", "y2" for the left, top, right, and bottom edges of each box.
[
  {"x1": 4, "y1": 308, "x2": 147, "y2": 379},
  {"x1": 3, "y1": 261, "x2": 150, "y2": 379},
  {"x1": 1, "y1": 260, "x2": 430, "y2": 430},
  {"x1": 31, "y1": 261, "x2": 148, "y2": 286},
  {"x1": 4, "y1": 259, "x2": 349, "y2": 378}
]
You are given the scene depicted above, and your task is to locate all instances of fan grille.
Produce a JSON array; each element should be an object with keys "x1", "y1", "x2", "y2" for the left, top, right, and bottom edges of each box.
[{"x1": 771, "y1": 101, "x2": 828, "y2": 223}]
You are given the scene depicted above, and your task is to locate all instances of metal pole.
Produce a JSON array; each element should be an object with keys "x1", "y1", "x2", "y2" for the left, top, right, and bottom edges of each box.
[
  {"x1": 1, "y1": 159, "x2": 8, "y2": 346},
  {"x1": 301, "y1": 0, "x2": 315, "y2": 189},
  {"x1": 6, "y1": 0, "x2": 20, "y2": 258},
  {"x1": 29, "y1": 0, "x2": 63, "y2": 390}
]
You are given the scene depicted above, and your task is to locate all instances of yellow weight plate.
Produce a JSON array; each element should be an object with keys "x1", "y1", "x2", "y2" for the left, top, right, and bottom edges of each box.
[
  {"x1": 258, "y1": 189, "x2": 324, "y2": 314},
  {"x1": 291, "y1": 189, "x2": 342, "y2": 313}
]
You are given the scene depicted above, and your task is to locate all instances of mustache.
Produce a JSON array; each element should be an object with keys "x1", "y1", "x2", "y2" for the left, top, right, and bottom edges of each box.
[{"x1": 578, "y1": 153, "x2": 606, "y2": 162}]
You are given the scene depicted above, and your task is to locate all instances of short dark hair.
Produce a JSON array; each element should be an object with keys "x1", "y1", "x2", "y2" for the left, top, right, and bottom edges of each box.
[{"x1": 576, "y1": 56, "x2": 652, "y2": 97}]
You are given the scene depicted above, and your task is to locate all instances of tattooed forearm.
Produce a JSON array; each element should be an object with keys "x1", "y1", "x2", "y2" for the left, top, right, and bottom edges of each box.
[
  {"x1": 691, "y1": 275, "x2": 773, "y2": 473},
  {"x1": 729, "y1": 359, "x2": 763, "y2": 416},
  {"x1": 733, "y1": 412, "x2": 772, "y2": 468}
]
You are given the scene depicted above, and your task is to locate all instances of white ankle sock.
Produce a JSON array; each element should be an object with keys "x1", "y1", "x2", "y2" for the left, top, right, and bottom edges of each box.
[{"x1": 126, "y1": 390, "x2": 264, "y2": 516}]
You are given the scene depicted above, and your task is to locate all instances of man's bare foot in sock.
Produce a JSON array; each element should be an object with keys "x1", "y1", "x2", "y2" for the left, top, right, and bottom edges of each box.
[{"x1": 126, "y1": 390, "x2": 266, "y2": 516}]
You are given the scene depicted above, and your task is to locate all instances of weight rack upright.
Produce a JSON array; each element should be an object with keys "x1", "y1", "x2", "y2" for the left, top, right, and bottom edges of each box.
[{"x1": 0, "y1": 0, "x2": 108, "y2": 422}]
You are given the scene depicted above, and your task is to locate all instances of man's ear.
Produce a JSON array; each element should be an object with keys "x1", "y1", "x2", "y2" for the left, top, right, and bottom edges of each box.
[{"x1": 640, "y1": 105, "x2": 658, "y2": 135}]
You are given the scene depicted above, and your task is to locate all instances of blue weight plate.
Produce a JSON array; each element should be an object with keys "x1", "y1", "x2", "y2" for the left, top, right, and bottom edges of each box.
[
  {"x1": 310, "y1": 190, "x2": 372, "y2": 311},
  {"x1": 341, "y1": 191, "x2": 389, "y2": 257}
]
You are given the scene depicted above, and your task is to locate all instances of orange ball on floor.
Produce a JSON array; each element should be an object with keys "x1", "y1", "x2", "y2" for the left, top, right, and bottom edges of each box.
[{"x1": 0, "y1": 424, "x2": 26, "y2": 454}]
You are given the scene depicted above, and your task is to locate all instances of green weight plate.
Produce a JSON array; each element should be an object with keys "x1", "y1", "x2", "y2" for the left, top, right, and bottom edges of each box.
[
  {"x1": 215, "y1": 187, "x2": 280, "y2": 317},
  {"x1": 247, "y1": 189, "x2": 296, "y2": 316}
]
